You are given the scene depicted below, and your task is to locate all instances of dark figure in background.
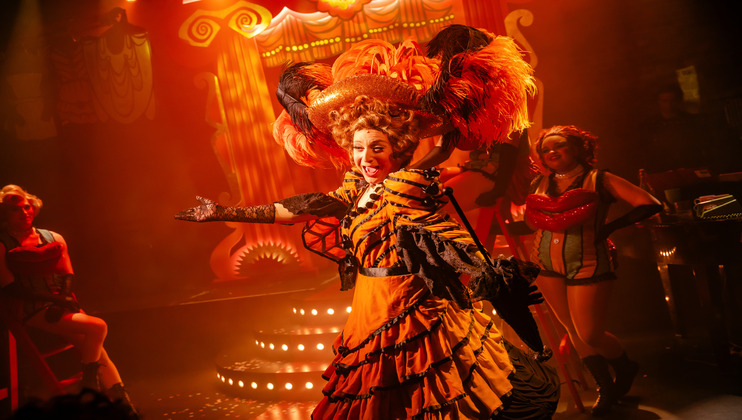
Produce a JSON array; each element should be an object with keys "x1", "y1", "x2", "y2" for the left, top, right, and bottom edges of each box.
[
  {"x1": 0, "y1": 185, "x2": 136, "y2": 413},
  {"x1": 525, "y1": 126, "x2": 662, "y2": 416},
  {"x1": 639, "y1": 83, "x2": 711, "y2": 173}
]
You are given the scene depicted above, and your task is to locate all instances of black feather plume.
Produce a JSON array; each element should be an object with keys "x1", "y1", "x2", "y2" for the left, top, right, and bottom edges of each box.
[
  {"x1": 425, "y1": 24, "x2": 492, "y2": 63},
  {"x1": 422, "y1": 25, "x2": 492, "y2": 115},
  {"x1": 276, "y1": 62, "x2": 331, "y2": 137}
]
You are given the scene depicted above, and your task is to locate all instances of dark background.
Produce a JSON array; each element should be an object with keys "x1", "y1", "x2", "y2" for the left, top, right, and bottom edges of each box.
[{"x1": 1, "y1": 0, "x2": 741, "y2": 334}]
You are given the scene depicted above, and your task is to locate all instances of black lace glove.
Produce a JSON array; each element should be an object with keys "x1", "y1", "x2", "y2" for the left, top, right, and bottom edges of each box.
[
  {"x1": 175, "y1": 196, "x2": 276, "y2": 223},
  {"x1": 598, "y1": 203, "x2": 662, "y2": 240},
  {"x1": 470, "y1": 257, "x2": 550, "y2": 360}
]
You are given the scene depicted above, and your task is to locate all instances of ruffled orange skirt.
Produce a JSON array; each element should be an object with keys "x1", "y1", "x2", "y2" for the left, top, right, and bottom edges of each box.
[{"x1": 312, "y1": 273, "x2": 515, "y2": 419}]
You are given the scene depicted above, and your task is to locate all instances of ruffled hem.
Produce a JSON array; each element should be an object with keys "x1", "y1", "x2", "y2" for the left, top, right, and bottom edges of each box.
[{"x1": 313, "y1": 296, "x2": 514, "y2": 419}]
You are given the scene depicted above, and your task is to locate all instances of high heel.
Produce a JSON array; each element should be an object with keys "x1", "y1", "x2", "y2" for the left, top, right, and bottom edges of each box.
[
  {"x1": 582, "y1": 355, "x2": 617, "y2": 416},
  {"x1": 608, "y1": 352, "x2": 639, "y2": 398}
]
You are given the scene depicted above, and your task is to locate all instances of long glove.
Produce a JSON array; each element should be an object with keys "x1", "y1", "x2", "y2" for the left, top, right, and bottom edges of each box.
[
  {"x1": 469, "y1": 257, "x2": 551, "y2": 360},
  {"x1": 175, "y1": 196, "x2": 276, "y2": 223},
  {"x1": 598, "y1": 204, "x2": 662, "y2": 240}
]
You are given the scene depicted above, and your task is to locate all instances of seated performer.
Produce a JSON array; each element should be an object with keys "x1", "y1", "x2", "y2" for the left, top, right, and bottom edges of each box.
[
  {"x1": 525, "y1": 125, "x2": 662, "y2": 416},
  {"x1": 177, "y1": 25, "x2": 560, "y2": 419},
  {"x1": 0, "y1": 184, "x2": 137, "y2": 413}
]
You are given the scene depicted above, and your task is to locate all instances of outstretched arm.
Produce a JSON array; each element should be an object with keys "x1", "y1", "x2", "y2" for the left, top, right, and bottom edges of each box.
[
  {"x1": 175, "y1": 194, "x2": 344, "y2": 224},
  {"x1": 599, "y1": 172, "x2": 662, "y2": 239},
  {"x1": 175, "y1": 196, "x2": 277, "y2": 223}
]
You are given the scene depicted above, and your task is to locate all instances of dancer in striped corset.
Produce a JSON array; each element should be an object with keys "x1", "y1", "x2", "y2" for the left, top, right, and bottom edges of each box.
[{"x1": 525, "y1": 125, "x2": 661, "y2": 416}]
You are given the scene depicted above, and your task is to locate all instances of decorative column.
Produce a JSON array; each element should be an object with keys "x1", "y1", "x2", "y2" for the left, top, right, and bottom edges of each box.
[{"x1": 179, "y1": 2, "x2": 307, "y2": 282}]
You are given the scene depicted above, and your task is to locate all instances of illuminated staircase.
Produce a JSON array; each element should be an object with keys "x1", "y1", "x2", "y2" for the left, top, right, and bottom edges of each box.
[{"x1": 215, "y1": 283, "x2": 352, "y2": 401}]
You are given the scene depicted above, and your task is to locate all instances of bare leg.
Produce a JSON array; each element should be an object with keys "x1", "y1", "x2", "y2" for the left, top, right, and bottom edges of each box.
[
  {"x1": 568, "y1": 281, "x2": 639, "y2": 399},
  {"x1": 26, "y1": 311, "x2": 108, "y2": 363},
  {"x1": 97, "y1": 348, "x2": 124, "y2": 390},
  {"x1": 535, "y1": 273, "x2": 595, "y2": 357},
  {"x1": 567, "y1": 281, "x2": 624, "y2": 359}
]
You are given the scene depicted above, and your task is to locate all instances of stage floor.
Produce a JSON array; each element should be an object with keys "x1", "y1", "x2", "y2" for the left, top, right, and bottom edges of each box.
[
  {"x1": 8, "y1": 280, "x2": 742, "y2": 420},
  {"x1": 127, "y1": 332, "x2": 742, "y2": 420},
  {"x1": 117, "y1": 296, "x2": 741, "y2": 420}
]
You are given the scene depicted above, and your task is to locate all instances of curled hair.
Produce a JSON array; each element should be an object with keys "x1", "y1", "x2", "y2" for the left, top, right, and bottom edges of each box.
[
  {"x1": 535, "y1": 125, "x2": 598, "y2": 170},
  {"x1": 328, "y1": 96, "x2": 420, "y2": 167},
  {"x1": 1, "y1": 185, "x2": 42, "y2": 227}
]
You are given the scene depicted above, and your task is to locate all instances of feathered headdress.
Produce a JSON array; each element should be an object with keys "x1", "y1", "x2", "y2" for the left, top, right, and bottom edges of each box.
[
  {"x1": 272, "y1": 62, "x2": 350, "y2": 169},
  {"x1": 422, "y1": 25, "x2": 536, "y2": 151},
  {"x1": 272, "y1": 24, "x2": 535, "y2": 168}
]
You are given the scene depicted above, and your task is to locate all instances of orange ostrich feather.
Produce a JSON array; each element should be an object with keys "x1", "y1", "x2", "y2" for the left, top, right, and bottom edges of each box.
[
  {"x1": 273, "y1": 110, "x2": 350, "y2": 169},
  {"x1": 431, "y1": 34, "x2": 536, "y2": 150},
  {"x1": 332, "y1": 38, "x2": 439, "y2": 90}
]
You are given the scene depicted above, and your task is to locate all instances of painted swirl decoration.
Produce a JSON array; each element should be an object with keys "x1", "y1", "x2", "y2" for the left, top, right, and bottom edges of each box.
[
  {"x1": 228, "y1": 5, "x2": 271, "y2": 38},
  {"x1": 182, "y1": 15, "x2": 221, "y2": 47},
  {"x1": 179, "y1": 2, "x2": 271, "y2": 47}
]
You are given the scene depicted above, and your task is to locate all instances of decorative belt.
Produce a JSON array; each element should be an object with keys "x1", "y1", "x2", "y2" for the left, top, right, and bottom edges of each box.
[{"x1": 358, "y1": 265, "x2": 411, "y2": 277}]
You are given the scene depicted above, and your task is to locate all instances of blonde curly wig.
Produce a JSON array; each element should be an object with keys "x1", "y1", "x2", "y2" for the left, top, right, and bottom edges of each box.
[
  {"x1": 329, "y1": 96, "x2": 420, "y2": 167},
  {"x1": 0, "y1": 184, "x2": 43, "y2": 227}
]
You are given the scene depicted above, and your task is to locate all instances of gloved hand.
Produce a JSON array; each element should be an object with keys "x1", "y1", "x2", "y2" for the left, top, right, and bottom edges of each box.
[
  {"x1": 597, "y1": 203, "x2": 662, "y2": 240},
  {"x1": 476, "y1": 258, "x2": 547, "y2": 357},
  {"x1": 175, "y1": 196, "x2": 222, "y2": 222},
  {"x1": 175, "y1": 197, "x2": 276, "y2": 223},
  {"x1": 490, "y1": 276, "x2": 544, "y2": 322}
]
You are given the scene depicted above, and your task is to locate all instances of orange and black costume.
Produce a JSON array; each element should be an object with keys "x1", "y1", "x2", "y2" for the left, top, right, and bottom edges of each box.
[{"x1": 280, "y1": 168, "x2": 559, "y2": 419}]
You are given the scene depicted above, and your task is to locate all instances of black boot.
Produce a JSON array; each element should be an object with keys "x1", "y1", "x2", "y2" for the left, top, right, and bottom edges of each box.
[
  {"x1": 608, "y1": 352, "x2": 639, "y2": 398},
  {"x1": 582, "y1": 355, "x2": 617, "y2": 416},
  {"x1": 108, "y1": 382, "x2": 140, "y2": 417},
  {"x1": 81, "y1": 362, "x2": 101, "y2": 390}
]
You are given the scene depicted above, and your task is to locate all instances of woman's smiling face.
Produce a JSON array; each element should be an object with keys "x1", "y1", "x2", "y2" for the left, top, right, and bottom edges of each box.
[
  {"x1": 539, "y1": 135, "x2": 579, "y2": 173},
  {"x1": 352, "y1": 129, "x2": 400, "y2": 184}
]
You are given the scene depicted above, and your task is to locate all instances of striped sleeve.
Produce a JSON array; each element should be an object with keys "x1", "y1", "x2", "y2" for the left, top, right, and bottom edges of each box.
[{"x1": 384, "y1": 168, "x2": 474, "y2": 245}]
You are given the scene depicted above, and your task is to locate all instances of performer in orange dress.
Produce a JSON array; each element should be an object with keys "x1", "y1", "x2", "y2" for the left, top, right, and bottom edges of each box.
[{"x1": 178, "y1": 26, "x2": 560, "y2": 419}]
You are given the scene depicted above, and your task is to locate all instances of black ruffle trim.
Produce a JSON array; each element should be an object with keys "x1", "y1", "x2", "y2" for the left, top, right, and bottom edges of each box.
[
  {"x1": 322, "y1": 313, "x2": 502, "y2": 418},
  {"x1": 325, "y1": 309, "x2": 495, "y2": 401},
  {"x1": 410, "y1": 393, "x2": 468, "y2": 419},
  {"x1": 395, "y1": 224, "x2": 487, "y2": 309},
  {"x1": 332, "y1": 310, "x2": 445, "y2": 375}
]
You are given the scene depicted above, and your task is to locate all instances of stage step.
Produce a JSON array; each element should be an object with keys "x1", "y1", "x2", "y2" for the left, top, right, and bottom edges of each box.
[
  {"x1": 215, "y1": 357, "x2": 328, "y2": 401},
  {"x1": 253, "y1": 326, "x2": 341, "y2": 361},
  {"x1": 215, "y1": 284, "x2": 351, "y2": 400}
]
